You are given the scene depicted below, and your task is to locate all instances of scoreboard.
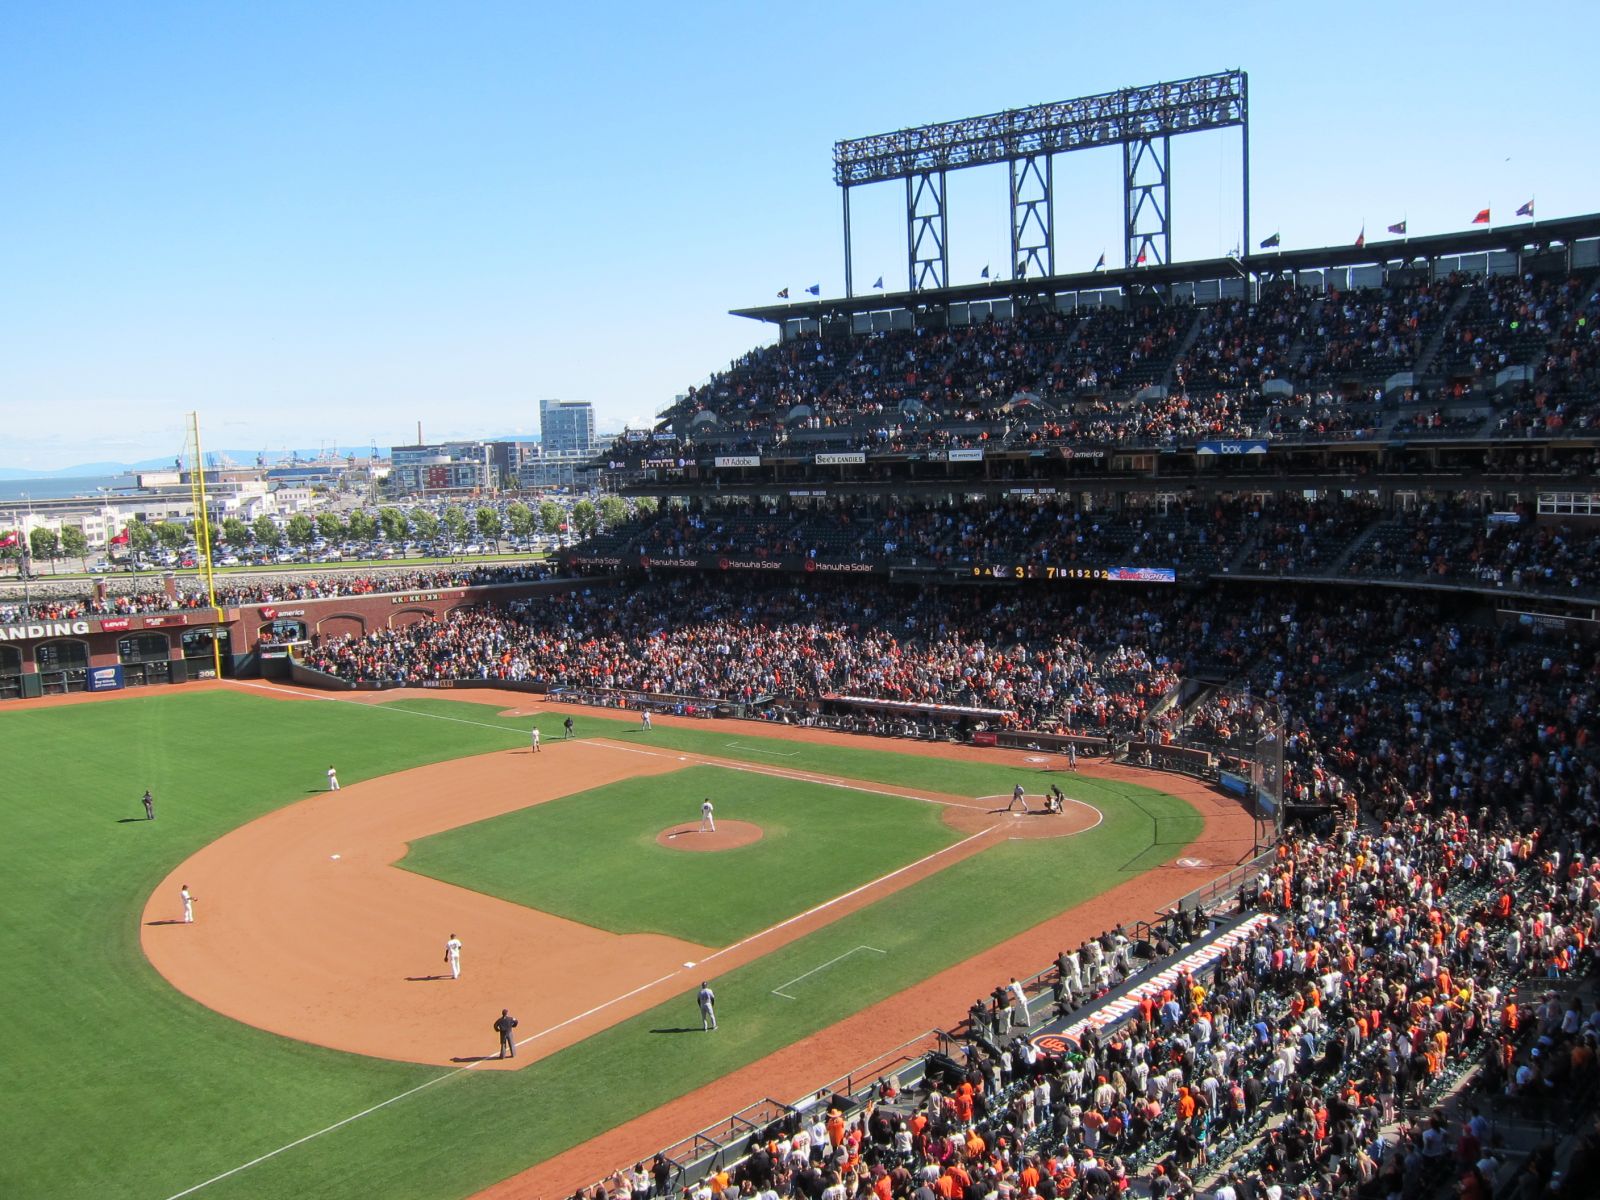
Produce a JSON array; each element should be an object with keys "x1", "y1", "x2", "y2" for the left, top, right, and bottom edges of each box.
[{"x1": 970, "y1": 564, "x2": 1177, "y2": 583}]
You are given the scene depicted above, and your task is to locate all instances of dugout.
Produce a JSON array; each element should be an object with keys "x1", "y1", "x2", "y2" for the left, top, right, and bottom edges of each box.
[{"x1": 814, "y1": 693, "x2": 1014, "y2": 738}]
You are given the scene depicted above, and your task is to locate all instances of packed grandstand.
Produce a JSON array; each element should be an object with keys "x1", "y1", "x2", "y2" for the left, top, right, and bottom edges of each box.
[{"x1": 4, "y1": 232, "x2": 1598, "y2": 1199}]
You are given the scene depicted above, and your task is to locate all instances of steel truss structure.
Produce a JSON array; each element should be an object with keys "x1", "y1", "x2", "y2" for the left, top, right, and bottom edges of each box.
[{"x1": 834, "y1": 71, "x2": 1249, "y2": 294}]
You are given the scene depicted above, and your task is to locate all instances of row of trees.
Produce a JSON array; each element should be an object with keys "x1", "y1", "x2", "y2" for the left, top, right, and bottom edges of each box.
[{"x1": 2, "y1": 495, "x2": 653, "y2": 573}]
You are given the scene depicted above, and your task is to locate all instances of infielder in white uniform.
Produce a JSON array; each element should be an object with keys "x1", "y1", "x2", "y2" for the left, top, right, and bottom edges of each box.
[
  {"x1": 698, "y1": 981, "x2": 717, "y2": 1030},
  {"x1": 327, "y1": 765, "x2": 340, "y2": 791},
  {"x1": 530, "y1": 727, "x2": 541, "y2": 753},
  {"x1": 445, "y1": 934, "x2": 463, "y2": 980},
  {"x1": 181, "y1": 884, "x2": 195, "y2": 923},
  {"x1": 641, "y1": 710, "x2": 652, "y2": 731},
  {"x1": 700, "y1": 798, "x2": 715, "y2": 833}
]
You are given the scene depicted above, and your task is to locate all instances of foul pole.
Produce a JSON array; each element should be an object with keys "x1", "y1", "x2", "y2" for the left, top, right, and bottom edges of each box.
[{"x1": 186, "y1": 413, "x2": 225, "y2": 680}]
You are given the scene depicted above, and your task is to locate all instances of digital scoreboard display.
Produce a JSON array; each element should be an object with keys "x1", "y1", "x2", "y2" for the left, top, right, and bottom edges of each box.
[{"x1": 970, "y1": 564, "x2": 1177, "y2": 583}]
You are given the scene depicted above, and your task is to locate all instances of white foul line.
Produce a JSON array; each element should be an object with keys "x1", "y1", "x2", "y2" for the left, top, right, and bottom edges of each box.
[
  {"x1": 169, "y1": 681, "x2": 1021, "y2": 1197},
  {"x1": 724, "y1": 740, "x2": 801, "y2": 758},
  {"x1": 161, "y1": 1065, "x2": 472, "y2": 1199},
  {"x1": 772, "y1": 945, "x2": 887, "y2": 999}
]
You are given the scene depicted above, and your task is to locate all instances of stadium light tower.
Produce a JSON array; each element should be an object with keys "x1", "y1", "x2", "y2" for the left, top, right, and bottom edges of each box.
[{"x1": 834, "y1": 70, "x2": 1250, "y2": 294}]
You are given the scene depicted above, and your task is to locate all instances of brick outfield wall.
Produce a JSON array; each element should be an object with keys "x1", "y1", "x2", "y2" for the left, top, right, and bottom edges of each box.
[{"x1": 0, "y1": 577, "x2": 608, "y2": 683}]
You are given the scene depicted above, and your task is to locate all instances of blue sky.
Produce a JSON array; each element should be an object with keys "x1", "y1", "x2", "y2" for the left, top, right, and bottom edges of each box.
[{"x1": 1, "y1": 1, "x2": 1593, "y2": 469}]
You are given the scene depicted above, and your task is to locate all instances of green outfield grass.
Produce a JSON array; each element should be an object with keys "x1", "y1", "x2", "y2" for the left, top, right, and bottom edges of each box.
[
  {"x1": 401, "y1": 765, "x2": 958, "y2": 944},
  {"x1": 0, "y1": 687, "x2": 1205, "y2": 1200}
]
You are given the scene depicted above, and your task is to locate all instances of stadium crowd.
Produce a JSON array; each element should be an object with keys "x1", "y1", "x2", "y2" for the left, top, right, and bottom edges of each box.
[
  {"x1": 0, "y1": 564, "x2": 550, "y2": 623},
  {"x1": 574, "y1": 494, "x2": 1596, "y2": 603},
  {"x1": 578, "y1": 793, "x2": 1599, "y2": 1200},
  {"x1": 658, "y1": 271, "x2": 1598, "y2": 456},
  {"x1": 304, "y1": 580, "x2": 1182, "y2": 735}
]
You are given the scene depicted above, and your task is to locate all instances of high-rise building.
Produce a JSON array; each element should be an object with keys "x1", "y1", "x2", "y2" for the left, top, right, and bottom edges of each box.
[{"x1": 539, "y1": 399, "x2": 595, "y2": 455}]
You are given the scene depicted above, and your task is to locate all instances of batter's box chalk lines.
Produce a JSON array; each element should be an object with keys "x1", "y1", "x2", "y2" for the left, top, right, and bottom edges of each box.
[
  {"x1": 724, "y1": 741, "x2": 800, "y2": 758},
  {"x1": 771, "y1": 945, "x2": 887, "y2": 999}
]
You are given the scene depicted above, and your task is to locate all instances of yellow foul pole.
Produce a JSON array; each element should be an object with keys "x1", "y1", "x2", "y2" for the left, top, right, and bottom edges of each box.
[{"x1": 187, "y1": 412, "x2": 225, "y2": 680}]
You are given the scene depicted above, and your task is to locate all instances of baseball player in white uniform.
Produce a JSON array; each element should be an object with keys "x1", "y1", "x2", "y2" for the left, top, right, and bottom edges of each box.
[
  {"x1": 700, "y1": 798, "x2": 715, "y2": 833},
  {"x1": 698, "y1": 981, "x2": 717, "y2": 1030},
  {"x1": 181, "y1": 884, "x2": 195, "y2": 923},
  {"x1": 445, "y1": 934, "x2": 462, "y2": 980},
  {"x1": 530, "y1": 727, "x2": 541, "y2": 753},
  {"x1": 327, "y1": 765, "x2": 340, "y2": 791},
  {"x1": 641, "y1": 710, "x2": 652, "y2": 731}
]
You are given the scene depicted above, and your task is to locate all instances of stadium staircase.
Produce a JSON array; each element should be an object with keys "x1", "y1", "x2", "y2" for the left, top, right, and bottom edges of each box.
[
  {"x1": 1325, "y1": 513, "x2": 1389, "y2": 576},
  {"x1": 1159, "y1": 306, "x2": 1210, "y2": 391},
  {"x1": 1411, "y1": 284, "x2": 1476, "y2": 379}
]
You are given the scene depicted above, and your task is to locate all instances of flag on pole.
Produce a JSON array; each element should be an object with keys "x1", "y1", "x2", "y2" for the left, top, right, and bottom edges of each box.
[
  {"x1": 110, "y1": 527, "x2": 130, "y2": 546},
  {"x1": 1259, "y1": 232, "x2": 1280, "y2": 249},
  {"x1": 1093, "y1": 252, "x2": 1106, "y2": 271},
  {"x1": 1354, "y1": 226, "x2": 1366, "y2": 249},
  {"x1": 776, "y1": 287, "x2": 789, "y2": 299},
  {"x1": 805, "y1": 284, "x2": 820, "y2": 296},
  {"x1": 872, "y1": 276, "x2": 884, "y2": 289},
  {"x1": 1471, "y1": 208, "x2": 1491, "y2": 225},
  {"x1": 980, "y1": 266, "x2": 990, "y2": 279},
  {"x1": 1516, "y1": 200, "x2": 1535, "y2": 218},
  {"x1": 1387, "y1": 221, "x2": 1407, "y2": 235}
]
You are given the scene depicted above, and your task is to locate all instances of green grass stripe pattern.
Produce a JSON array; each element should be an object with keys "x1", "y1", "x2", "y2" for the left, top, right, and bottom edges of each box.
[
  {"x1": 0, "y1": 689, "x2": 1201, "y2": 1200},
  {"x1": 401, "y1": 764, "x2": 958, "y2": 945}
]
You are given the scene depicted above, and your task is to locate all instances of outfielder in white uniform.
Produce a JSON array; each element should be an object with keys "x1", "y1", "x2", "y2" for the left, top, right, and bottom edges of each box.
[
  {"x1": 641, "y1": 710, "x2": 652, "y2": 731},
  {"x1": 445, "y1": 934, "x2": 462, "y2": 980},
  {"x1": 700, "y1": 798, "x2": 715, "y2": 833},
  {"x1": 327, "y1": 765, "x2": 340, "y2": 791}
]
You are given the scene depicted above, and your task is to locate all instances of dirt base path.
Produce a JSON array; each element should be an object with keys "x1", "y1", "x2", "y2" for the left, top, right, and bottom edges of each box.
[
  {"x1": 125, "y1": 682, "x2": 1252, "y2": 1194},
  {"x1": 141, "y1": 685, "x2": 1103, "y2": 1067}
]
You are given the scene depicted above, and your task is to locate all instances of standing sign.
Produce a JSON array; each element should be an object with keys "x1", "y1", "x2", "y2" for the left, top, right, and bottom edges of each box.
[{"x1": 87, "y1": 665, "x2": 125, "y2": 692}]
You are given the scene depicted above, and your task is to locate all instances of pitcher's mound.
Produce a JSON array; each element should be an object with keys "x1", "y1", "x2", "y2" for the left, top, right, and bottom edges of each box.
[{"x1": 656, "y1": 820, "x2": 764, "y2": 851}]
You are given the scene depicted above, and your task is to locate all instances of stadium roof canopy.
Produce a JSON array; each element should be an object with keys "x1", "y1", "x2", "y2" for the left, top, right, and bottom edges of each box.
[{"x1": 731, "y1": 210, "x2": 1600, "y2": 326}]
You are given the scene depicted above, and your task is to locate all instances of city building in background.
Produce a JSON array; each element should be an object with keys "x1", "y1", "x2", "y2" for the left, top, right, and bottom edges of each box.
[
  {"x1": 388, "y1": 442, "x2": 493, "y2": 495},
  {"x1": 539, "y1": 399, "x2": 595, "y2": 455}
]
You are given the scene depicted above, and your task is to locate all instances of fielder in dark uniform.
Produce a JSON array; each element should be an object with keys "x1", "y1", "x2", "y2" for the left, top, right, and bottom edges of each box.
[
  {"x1": 494, "y1": 1008, "x2": 519, "y2": 1058},
  {"x1": 142, "y1": 790, "x2": 155, "y2": 820}
]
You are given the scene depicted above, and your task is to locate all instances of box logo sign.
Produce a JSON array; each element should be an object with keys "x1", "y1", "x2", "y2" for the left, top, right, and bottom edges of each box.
[
  {"x1": 1196, "y1": 440, "x2": 1268, "y2": 455},
  {"x1": 713, "y1": 455, "x2": 761, "y2": 468},
  {"x1": 815, "y1": 452, "x2": 866, "y2": 465}
]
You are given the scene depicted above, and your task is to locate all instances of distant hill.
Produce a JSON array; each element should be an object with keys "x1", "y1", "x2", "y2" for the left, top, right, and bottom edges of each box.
[
  {"x1": 0, "y1": 461, "x2": 168, "y2": 480},
  {"x1": 0, "y1": 434, "x2": 630, "y2": 479}
]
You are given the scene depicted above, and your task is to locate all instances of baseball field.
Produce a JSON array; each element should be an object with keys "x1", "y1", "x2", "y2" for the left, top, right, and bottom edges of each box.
[{"x1": 0, "y1": 682, "x2": 1249, "y2": 1200}]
